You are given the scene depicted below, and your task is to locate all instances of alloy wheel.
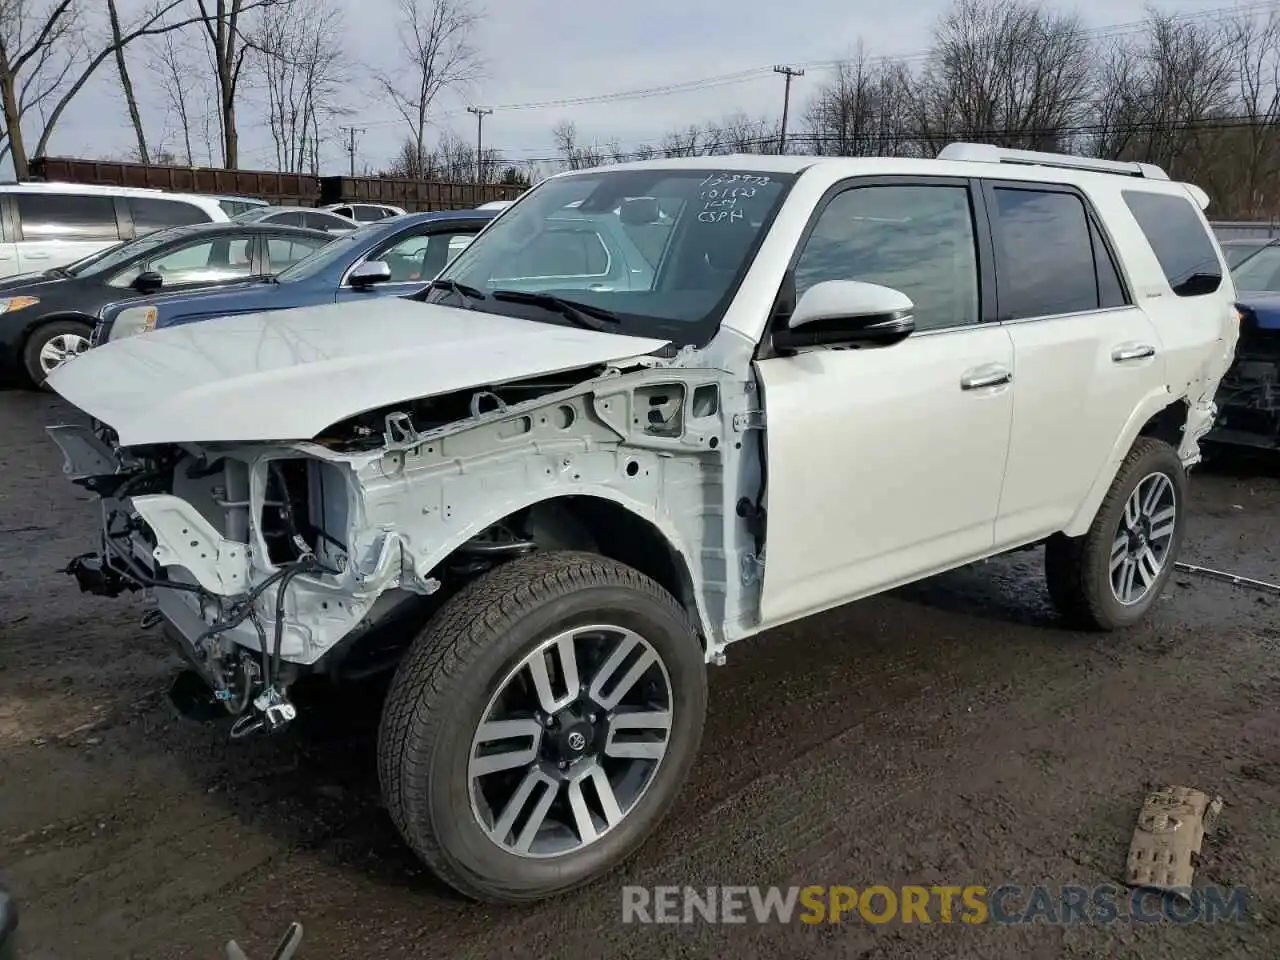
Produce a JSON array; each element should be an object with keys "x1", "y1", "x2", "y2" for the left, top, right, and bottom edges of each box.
[
  {"x1": 468, "y1": 624, "x2": 674, "y2": 858},
  {"x1": 1110, "y1": 471, "x2": 1178, "y2": 605}
]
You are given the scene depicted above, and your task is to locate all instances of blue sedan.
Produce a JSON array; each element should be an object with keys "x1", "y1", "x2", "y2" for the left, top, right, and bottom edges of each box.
[{"x1": 94, "y1": 209, "x2": 498, "y2": 344}]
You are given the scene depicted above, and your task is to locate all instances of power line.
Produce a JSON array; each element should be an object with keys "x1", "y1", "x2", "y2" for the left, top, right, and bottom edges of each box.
[{"x1": 465, "y1": 112, "x2": 1280, "y2": 165}]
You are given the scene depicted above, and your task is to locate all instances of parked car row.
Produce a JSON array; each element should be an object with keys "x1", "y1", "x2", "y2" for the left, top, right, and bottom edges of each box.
[{"x1": 0, "y1": 182, "x2": 486, "y2": 386}]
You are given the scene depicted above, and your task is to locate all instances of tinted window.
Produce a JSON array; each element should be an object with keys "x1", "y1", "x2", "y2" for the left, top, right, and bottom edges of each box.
[
  {"x1": 269, "y1": 211, "x2": 305, "y2": 226},
  {"x1": 378, "y1": 229, "x2": 477, "y2": 282},
  {"x1": 794, "y1": 184, "x2": 979, "y2": 332},
  {"x1": 352, "y1": 206, "x2": 382, "y2": 222},
  {"x1": 267, "y1": 235, "x2": 329, "y2": 272},
  {"x1": 1091, "y1": 220, "x2": 1128, "y2": 309},
  {"x1": 108, "y1": 236, "x2": 256, "y2": 287},
  {"x1": 305, "y1": 212, "x2": 349, "y2": 232},
  {"x1": 17, "y1": 193, "x2": 119, "y2": 241},
  {"x1": 330, "y1": 206, "x2": 354, "y2": 219},
  {"x1": 1223, "y1": 241, "x2": 1268, "y2": 268},
  {"x1": 1123, "y1": 190, "x2": 1222, "y2": 297},
  {"x1": 990, "y1": 188, "x2": 1099, "y2": 320},
  {"x1": 130, "y1": 197, "x2": 210, "y2": 232},
  {"x1": 1230, "y1": 243, "x2": 1280, "y2": 293}
]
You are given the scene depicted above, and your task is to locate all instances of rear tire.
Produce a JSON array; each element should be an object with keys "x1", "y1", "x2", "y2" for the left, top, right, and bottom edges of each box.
[
  {"x1": 22, "y1": 319, "x2": 92, "y2": 388},
  {"x1": 377, "y1": 550, "x2": 707, "y2": 904},
  {"x1": 1045, "y1": 437, "x2": 1186, "y2": 631}
]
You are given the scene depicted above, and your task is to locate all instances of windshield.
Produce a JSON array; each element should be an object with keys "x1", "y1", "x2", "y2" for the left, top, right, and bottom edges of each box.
[
  {"x1": 1231, "y1": 244, "x2": 1280, "y2": 292},
  {"x1": 65, "y1": 226, "x2": 196, "y2": 277},
  {"x1": 432, "y1": 167, "x2": 796, "y2": 342},
  {"x1": 274, "y1": 221, "x2": 384, "y2": 282},
  {"x1": 1223, "y1": 242, "x2": 1268, "y2": 269}
]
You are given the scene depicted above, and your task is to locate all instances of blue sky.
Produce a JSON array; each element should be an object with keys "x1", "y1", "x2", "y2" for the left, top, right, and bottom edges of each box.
[{"x1": 42, "y1": 0, "x2": 1232, "y2": 176}]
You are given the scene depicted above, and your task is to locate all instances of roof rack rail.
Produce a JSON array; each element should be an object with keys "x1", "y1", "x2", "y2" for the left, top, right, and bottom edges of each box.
[{"x1": 938, "y1": 142, "x2": 1170, "y2": 181}]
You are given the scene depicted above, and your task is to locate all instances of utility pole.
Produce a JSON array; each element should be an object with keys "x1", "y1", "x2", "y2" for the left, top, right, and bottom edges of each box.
[
  {"x1": 340, "y1": 126, "x2": 364, "y2": 177},
  {"x1": 772, "y1": 65, "x2": 805, "y2": 154},
  {"x1": 467, "y1": 106, "x2": 493, "y2": 183}
]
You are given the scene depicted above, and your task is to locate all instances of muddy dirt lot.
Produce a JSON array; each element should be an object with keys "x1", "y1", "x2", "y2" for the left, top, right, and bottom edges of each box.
[{"x1": 1, "y1": 388, "x2": 1278, "y2": 960}]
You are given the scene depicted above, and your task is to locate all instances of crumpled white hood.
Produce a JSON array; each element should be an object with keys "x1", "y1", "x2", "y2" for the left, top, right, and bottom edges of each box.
[{"x1": 46, "y1": 298, "x2": 671, "y2": 446}]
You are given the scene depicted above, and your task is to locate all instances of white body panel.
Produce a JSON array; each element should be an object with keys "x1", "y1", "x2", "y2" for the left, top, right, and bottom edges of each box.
[
  {"x1": 0, "y1": 183, "x2": 230, "y2": 278},
  {"x1": 45, "y1": 300, "x2": 670, "y2": 446},
  {"x1": 755, "y1": 325, "x2": 1015, "y2": 627},
  {"x1": 994, "y1": 306, "x2": 1164, "y2": 546}
]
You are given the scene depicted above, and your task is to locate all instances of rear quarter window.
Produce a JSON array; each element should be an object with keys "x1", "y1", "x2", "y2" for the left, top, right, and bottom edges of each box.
[{"x1": 1122, "y1": 190, "x2": 1222, "y2": 297}]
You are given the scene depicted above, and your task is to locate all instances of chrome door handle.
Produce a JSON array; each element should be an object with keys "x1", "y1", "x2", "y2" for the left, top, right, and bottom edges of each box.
[
  {"x1": 1111, "y1": 343, "x2": 1156, "y2": 362},
  {"x1": 960, "y1": 364, "x2": 1012, "y2": 390}
]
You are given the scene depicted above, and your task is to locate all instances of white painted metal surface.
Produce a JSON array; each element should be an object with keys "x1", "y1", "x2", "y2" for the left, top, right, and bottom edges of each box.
[{"x1": 45, "y1": 299, "x2": 670, "y2": 446}]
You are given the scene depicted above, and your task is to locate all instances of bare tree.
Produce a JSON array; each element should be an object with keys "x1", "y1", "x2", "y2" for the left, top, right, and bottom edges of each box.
[
  {"x1": 382, "y1": 129, "x2": 501, "y2": 180},
  {"x1": 1223, "y1": 11, "x2": 1280, "y2": 217},
  {"x1": 376, "y1": 0, "x2": 481, "y2": 176},
  {"x1": 551, "y1": 120, "x2": 615, "y2": 169},
  {"x1": 804, "y1": 48, "x2": 917, "y2": 156},
  {"x1": 196, "y1": 0, "x2": 289, "y2": 167},
  {"x1": 253, "y1": 0, "x2": 346, "y2": 174},
  {"x1": 145, "y1": 29, "x2": 199, "y2": 164},
  {"x1": 913, "y1": 0, "x2": 1095, "y2": 154}
]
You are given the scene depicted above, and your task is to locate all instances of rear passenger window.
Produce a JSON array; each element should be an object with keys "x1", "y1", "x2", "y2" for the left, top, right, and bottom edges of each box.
[
  {"x1": 17, "y1": 193, "x2": 119, "y2": 241},
  {"x1": 990, "y1": 187, "x2": 1105, "y2": 320},
  {"x1": 794, "y1": 183, "x2": 980, "y2": 332},
  {"x1": 1091, "y1": 221, "x2": 1128, "y2": 308},
  {"x1": 1122, "y1": 190, "x2": 1223, "y2": 297},
  {"x1": 130, "y1": 197, "x2": 210, "y2": 232}
]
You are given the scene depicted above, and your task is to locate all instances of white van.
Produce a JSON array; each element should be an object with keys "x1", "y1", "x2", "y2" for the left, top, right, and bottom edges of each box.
[{"x1": 0, "y1": 182, "x2": 229, "y2": 278}]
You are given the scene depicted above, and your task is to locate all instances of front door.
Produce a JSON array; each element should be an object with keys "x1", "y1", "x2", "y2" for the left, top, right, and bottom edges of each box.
[
  {"x1": 756, "y1": 179, "x2": 1015, "y2": 627},
  {"x1": 335, "y1": 225, "x2": 483, "y2": 302}
]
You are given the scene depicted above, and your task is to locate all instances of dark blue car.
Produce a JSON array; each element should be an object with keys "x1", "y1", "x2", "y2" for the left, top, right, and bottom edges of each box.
[
  {"x1": 93, "y1": 209, "x2": 497, "y2": 344},
  {"x1": 1209, "y1": 241, "x2": 1280, "y2": 450}
]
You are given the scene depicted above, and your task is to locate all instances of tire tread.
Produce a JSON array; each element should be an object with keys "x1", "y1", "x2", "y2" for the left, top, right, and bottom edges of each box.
[{"x1": 377, "y1": 550, "x2": 697, "y2": 902}]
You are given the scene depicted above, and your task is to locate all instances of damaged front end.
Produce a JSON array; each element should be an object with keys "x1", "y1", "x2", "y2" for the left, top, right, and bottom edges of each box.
[
  {"x1": 50, "y1": 417, "x2": 416, "y2": 737},
  {"x1": 1209, "y1": 304, "x2": 1280, "y2": 450},
  {"x1": 47, "y1": 352, "x2": 733, "y2": 738}
]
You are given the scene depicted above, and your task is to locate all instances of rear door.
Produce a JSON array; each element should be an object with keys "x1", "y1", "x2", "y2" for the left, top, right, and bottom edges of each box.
[
  {"x1": 15, "y1": 192, "x2": 122, "y2": 272},
  {"x1": 264, "y1": 233, "x2": 332, "y2": 274},
  {"x1": 984, "y1": 180, "x2": 1165, "y2": 547},
  {"x1": 102, "y1": 233, "x2": 263, "y2": 293}
]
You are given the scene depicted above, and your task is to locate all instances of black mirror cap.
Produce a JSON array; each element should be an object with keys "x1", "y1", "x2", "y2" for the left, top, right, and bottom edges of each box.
[
  {"x1": 133, "y1": 271, "x2": 163, "y2": 294},
  {"x1": 773, "y1": 312, "x2": 914, "y2": 352}
]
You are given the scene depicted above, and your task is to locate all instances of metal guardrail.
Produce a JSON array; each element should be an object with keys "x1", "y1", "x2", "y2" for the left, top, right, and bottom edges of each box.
[{"x1": 1210, "y1": 220, "x2": 1280, "y2": 241}]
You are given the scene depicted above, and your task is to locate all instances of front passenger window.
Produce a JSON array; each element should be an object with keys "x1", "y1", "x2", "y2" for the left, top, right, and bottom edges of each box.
[{"x1": 794, "y1": 184, "x2": 980, "y2": 332}]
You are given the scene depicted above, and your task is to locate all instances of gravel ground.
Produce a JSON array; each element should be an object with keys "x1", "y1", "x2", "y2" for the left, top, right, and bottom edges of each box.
[{"x1": 0, "y1": 387, "x2": 1278, "y2": 960}]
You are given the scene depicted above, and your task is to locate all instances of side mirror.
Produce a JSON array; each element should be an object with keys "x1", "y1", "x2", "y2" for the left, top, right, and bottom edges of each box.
[
  {"x1": 349, "y1": 260, "x2": 392, "y2": 288},
  {"x1": 133, "y1": 270, "x2": 164, "y2": 294},
  {"x1": 774, "y1": 280, "x2": 915, "y2": 351},
  {"x1": 620, "y1": 197, "x2": 661, "y2": 225}
]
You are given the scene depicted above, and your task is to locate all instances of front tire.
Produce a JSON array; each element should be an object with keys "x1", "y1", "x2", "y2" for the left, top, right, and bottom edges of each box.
[
  {"x1": 22, "y1": 319, "x2": 92, "y2": 388},
  {"x1": 1045, "y1": 437, "x2": 1187, "y2": 631},
  {"x1": 377, "y1": 550, "x2": 707, "y2": 903}
]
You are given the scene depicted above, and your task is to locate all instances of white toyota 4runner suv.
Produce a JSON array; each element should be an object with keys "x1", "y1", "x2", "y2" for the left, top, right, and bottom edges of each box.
[{"x1": 46, "y1": 144, "x2": 1238, "y2": 904}]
